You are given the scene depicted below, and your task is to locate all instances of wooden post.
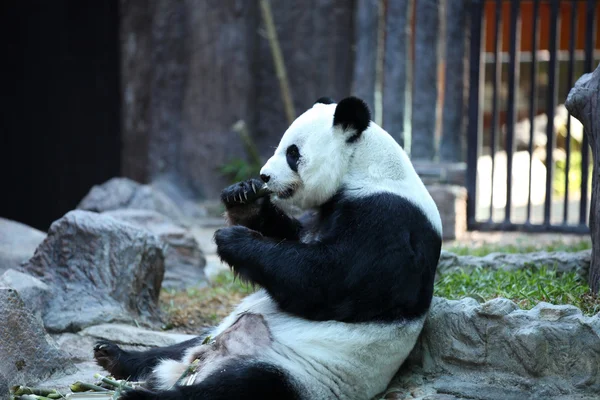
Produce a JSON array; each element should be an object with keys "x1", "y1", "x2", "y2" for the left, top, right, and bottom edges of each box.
[
  {"x1": 565, "y1": 63, "x2": 600, "y2": 293},
  {"x1": 412, "y1": 0, "x2": 440, "y2": 161},
  {"x1": 352, "y1": 0, "x2": 379, "y2": 112},
  {"x1": 383, "y1": 0, "x2": 413, "y2": 148},
  {"x1": 440, "y1": 0, "x2": 470, "y2": 162}
]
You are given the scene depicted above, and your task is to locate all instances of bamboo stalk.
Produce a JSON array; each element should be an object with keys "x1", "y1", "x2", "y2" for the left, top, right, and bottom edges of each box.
[
  {"x1": 15, "y1": 395, "x2": 53, "y2": 400},
  {"x1": 232, "y1": 121, "x2": 262, "y2": 168},
  {"x1": 70, "y1": 382, "x2": 109, "y2": 392},
  {"x1": 92, "y1": 374, "x2": 134, "y2": 391},
  {"x1": 11, "y1": 386, "x2": 62, "y2": 398},
  {"x1": 259, "y1": 0, "x2": 295, "y2": 125}
]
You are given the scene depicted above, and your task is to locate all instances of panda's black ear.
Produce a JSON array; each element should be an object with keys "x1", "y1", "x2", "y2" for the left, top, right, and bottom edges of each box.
[
  {"x1": 333, "y1": 97, "x2": 371, "y2": 141},
  {"x1": 314, "y1": 97, "x2": 335, "y2": 105}
]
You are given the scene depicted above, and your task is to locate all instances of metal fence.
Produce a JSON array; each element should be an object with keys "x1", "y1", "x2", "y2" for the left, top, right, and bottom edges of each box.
[{"x1": 467, "y1": 0, "x2": 598, "y2": 233}]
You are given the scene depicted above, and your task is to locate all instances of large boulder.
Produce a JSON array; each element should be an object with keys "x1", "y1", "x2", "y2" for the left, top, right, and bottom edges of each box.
[
  {"x1": 402, "y1": 297, "x2": 600, "y2": 399},
  {"x1": 22, "y1": 210, "x2": 165, "y2": 333},
  {"x1": 0, "y1": 288, "x2": 76, "y2": 392},
  {"x1": 0, "y1": 269, "x2": 50, "y2": 319},
  {"x1": 438, "y1": 250, "x2": 591, "y2": 279},
  {"x1": 104, "y1": 209, "x2": 206, "y2": 289},
  {"x1": 0, "y1": 217, "x2": 46, "y2": 274},
  {"x1": 77, "y1": 177, "x2": 187, "y2": 225},
  {"x1": 80, "y1": 323, "x2": 195, "y2": 348}
]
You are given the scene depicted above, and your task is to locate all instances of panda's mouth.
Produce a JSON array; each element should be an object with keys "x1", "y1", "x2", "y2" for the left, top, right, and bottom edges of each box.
[{"x1": 277, "y1": 187, "x2": 296, "y2": 199}]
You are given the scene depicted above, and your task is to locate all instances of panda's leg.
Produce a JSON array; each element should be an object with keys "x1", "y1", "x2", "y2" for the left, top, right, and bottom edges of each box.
[
  {"x1": 93, "y1": 336, "x2": 205, "y2": 380},
  {"x1": 118, "y1": 360, "x2": 301, "y2": 400},
  {"x1": 221, "y1": 178, "x2": 302, "y2": 240}
]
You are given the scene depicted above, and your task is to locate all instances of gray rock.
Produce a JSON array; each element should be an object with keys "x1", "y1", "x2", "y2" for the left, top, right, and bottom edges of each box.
[
  {"x1": 0, "y1": 288, "x2": 75, "y2": 390},
  {"x1": 438, "y1": 250, "x2": 591, "y2": 279},
  {"x1": 407, "y1": 297, "x2": 600, "y2": 398},
  {"x1": 0, "y1": 374, "x2": 8, "y2": 400},
  {"x1": 22, "y1": 210, "x2": 165, "y2": 333},
  {"x1": 0, "y1": 269, "x2": 50, "y2": 319},
  {"x1": 152, "y1": 175, "x2": 208, "y2": 221},
  {"x1": 0, "y1": 217, "x2": 46, "y2": 275},
  {"x1": 81, "y1": 323, "x2": 195, "y2": 348},
  {"x1": 426, "y1": 184, "x2": 467, "y2": 241},
  {"x1": 104, "y1": 209, "x2": 206, "y2": 289},
  {"x1": 77, "y1": 177, "x2": 187, "y2": 225},
  {"x1": 52, "y1": 333, "x2": 98, "y2": 362}
]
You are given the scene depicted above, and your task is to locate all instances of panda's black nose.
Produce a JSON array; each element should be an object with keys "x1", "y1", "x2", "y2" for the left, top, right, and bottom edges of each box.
[{"x1": 260, "y1": 174, "x2": 270, "y2": 183}]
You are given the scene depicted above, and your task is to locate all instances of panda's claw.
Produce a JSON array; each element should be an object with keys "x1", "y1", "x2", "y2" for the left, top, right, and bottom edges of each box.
[{"x1": 221, "y1": 178, "x2": 266, "y2": 207}]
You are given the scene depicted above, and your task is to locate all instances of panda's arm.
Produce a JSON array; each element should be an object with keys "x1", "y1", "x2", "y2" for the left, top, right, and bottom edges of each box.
[
  {"x1": 215, "y1": 225, "x2": 338, "y2": 314},
  {"x1": 215, "y1": 195, "x2": 440, "y2": 322},
  {"x1": 222, "y1": 179, "x2": 302, "y2": 240}
]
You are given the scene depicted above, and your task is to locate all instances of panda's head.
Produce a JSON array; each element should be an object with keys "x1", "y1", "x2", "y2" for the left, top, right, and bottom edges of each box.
[{"x1": 260, "y1": 96, "x2": 371, "y2": 209}]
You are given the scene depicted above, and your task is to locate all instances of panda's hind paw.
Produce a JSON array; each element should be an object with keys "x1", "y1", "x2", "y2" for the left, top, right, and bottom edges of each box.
[
  {"x1": 119, "y1": 389, "x2": 159, "y2": 400},
  {"x1": 93, "y1": 340, "x2": 128, "y2": 379}
]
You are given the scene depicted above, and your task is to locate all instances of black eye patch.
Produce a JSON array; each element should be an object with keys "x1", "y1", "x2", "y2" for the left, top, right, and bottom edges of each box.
[{"x1": 286, "y1": 145, "x2": 300, "y2": 172}]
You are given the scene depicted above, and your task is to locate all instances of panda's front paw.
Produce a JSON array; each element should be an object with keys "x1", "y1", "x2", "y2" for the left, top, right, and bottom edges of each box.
[
  {"x1": 221, "y1": 178, "x2": 267, "y2": 207},
  {"x1": 215, "y1": 226, "x2": 262, "y2": 258},
  {"x1": 214, "y1": 226, "x2": 262, "y2": 271}
]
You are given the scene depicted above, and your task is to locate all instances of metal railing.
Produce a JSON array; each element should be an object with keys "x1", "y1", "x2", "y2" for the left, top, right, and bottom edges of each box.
[{"x1": 466, "y1": 0, "x2": 598, "y2": 233}]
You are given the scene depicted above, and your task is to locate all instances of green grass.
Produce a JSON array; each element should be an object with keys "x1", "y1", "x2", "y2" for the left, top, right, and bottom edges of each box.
[
  {"x1": 160, "y1": 272, "x2": 255, "y2": 332},
  {"x1": 445, "y1": 240, "x2": 591, "y2": 257},
  {"x1": 553, "y1": 144, "x2": 593, "y2": 197},
  {"x1": 162, "y1": 243, "x2": 599, "y2": 333},
  {"x1": 434, "y1": 265, "x2": 600, "y2": 316}
]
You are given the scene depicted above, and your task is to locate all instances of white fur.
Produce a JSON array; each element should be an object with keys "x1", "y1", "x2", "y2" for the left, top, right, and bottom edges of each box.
[
  {"x1": 156, "y1": 290, "x2": 425, "y2": 399},
  {"x1": 153, "y1": 359, "x2": 187, "y2": 389}
]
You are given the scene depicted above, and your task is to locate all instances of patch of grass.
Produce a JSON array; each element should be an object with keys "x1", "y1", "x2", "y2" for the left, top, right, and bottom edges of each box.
[
  {"x1": 445, "y1": 240, "x2": 591, "y2": 257},
  {"x1": 160, "y1": 271, "x2": 256, "y2": 333},
  {"x1": 553, "y1": 145, "x2": 593, "y2": 197},
  {"x1": 435, "y1": 265, "x2": 600, "y2": 316}
]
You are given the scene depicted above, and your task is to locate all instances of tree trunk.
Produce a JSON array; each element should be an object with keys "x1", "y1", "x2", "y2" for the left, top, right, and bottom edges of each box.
[{"x1": 565, "y1": 63, "x2": 600, "y2": 293}]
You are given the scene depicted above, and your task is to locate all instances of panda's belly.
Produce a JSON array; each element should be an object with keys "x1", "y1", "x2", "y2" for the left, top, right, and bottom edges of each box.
[{"x1": 154, "y1": 291, "x2": 425, "y2": 399}]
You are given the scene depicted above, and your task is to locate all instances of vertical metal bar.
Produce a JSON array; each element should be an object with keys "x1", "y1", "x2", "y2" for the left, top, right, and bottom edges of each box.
[
  {"x1": 489, "y1": 0, "x2": 503, "y2": 221},
  {"x1": 544, "y1": 0, "x2": 560, "y2": 226},
  {"x1": 504, "y1": 0, "x2": 521, "y2": 224},
  {"x1": 580, "y1": 0, "x2": 597, "y2": 225},
  {"x1": 527, "y1": 0, "x2": 540, "y2": 224},
  {"x1": 564, "y1": 0, "x2": 578, "y2": 224},
  {"x1": 466, "y1": 0, "x2": 484, "y2": 229}
]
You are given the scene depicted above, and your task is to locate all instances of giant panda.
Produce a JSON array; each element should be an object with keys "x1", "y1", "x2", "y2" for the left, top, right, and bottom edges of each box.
[{"x1": 93, "y1": 96, "x2": 442, "y2": 400}]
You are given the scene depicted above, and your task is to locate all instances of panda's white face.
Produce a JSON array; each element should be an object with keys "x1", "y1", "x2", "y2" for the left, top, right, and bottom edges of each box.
[{"x1": 260, "y1": 103, "x2": 356, "y2": 209}]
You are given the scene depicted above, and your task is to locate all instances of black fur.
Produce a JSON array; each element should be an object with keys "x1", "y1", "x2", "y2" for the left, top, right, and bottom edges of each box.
[
  {"x1": 314, "y1": 96, "x2": 335, "y2": 105},
  {"x1": 118, "y1": 360, "x2": 300, "y2": 400},
  {"x1": 333, "y1": 97, "x2": 371, "y2": 142},
  {"x1": 93, "y1": 336, "x2": 206, "y2": 381},
  {"x1": 286, "y1": 145, "x2": 300, "y2": 172},
  {"x1": 216, "y1": 192, "x2": 441, "y2": 322}
]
